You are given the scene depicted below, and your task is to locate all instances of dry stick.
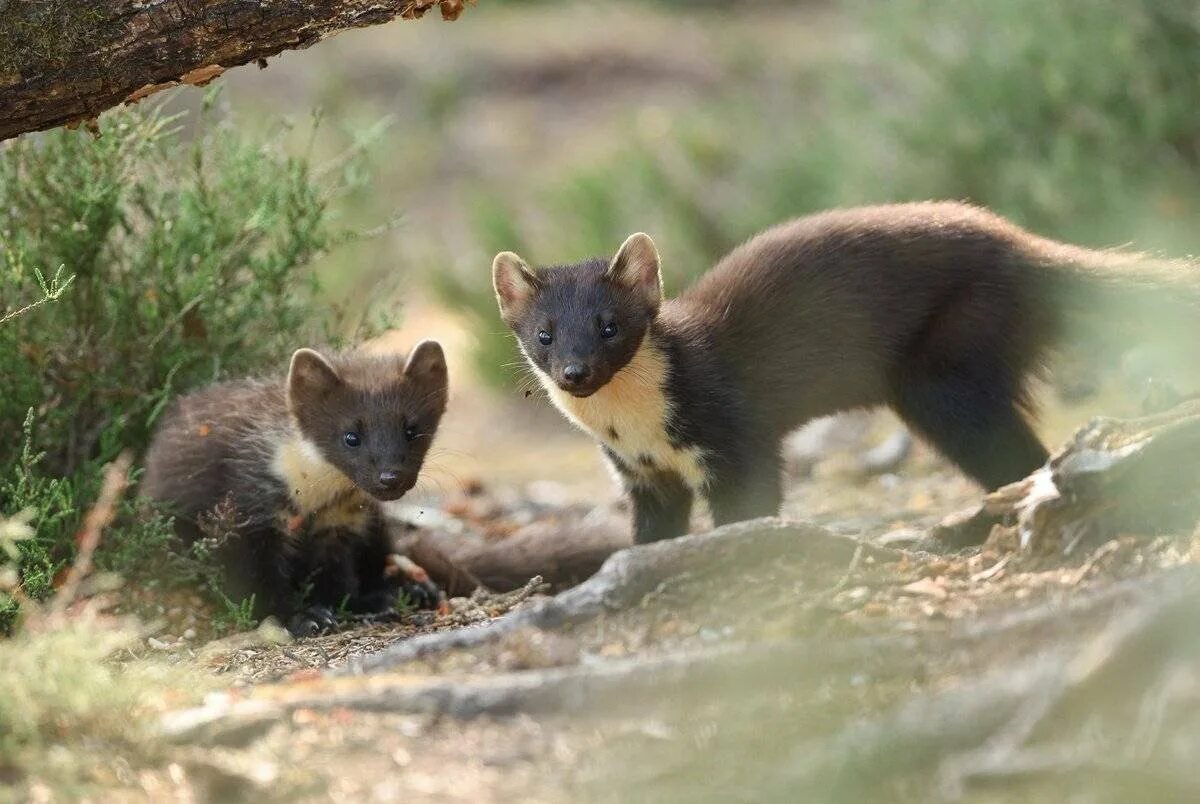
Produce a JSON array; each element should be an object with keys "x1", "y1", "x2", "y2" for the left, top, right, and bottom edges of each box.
[
  {"x1": 824, "y1": 533, "x2": 866, "y2": 597},
  {"x1": 459, "y1": 573, "x2": 548, "y2": 614},
  {"x1": 49, "y1": 451, "x2": 132, "y2": 617},
  {"x1": 339, "y1": 574, "x2": 546, "y2": 630}
]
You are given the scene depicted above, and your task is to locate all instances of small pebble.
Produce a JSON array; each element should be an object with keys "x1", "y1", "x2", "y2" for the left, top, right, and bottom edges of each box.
[
  {"x1": 878, "y1": 473, "x2": 901, "y2": 489},
  {"x1": 147, "y1": 637, "x2": 171, "y2": 650},
  {"x1": 182, "y1": 628, "x2": 197, "y2": 640}
]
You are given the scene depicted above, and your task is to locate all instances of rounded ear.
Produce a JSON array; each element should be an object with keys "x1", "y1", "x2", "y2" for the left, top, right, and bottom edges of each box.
[
  {"x1": 492, "y1": 251, "x2": 541, "y2": 324},
  {"x1": 403, "y1": 339, "x2": 448, "y2": 384},
  {"x1": 605, "y1": 232, "x2": 663, "y2": 310},
  {"x1": 287, "y1": 348, "x2": 341, "y2": 408}
]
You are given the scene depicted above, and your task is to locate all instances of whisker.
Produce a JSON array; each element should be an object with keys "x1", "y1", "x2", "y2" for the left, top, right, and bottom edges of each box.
[
  {"x1": 421, "y1": 460, "x2": 466, "y2": 484},
  {"x1": 425, "y1": 446, "x2": 473, "y2": 460}
]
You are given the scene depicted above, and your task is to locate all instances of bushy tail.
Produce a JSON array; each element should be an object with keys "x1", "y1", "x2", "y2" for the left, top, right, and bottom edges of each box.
[{"x1": 1028, "y1": 235, "x2": 1200, "y2": 362}]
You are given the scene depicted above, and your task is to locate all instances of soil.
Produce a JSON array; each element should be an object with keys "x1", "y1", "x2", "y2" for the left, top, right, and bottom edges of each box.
[{"x1": 95, "y1": 400, "x2": 1199, "y2": 803}]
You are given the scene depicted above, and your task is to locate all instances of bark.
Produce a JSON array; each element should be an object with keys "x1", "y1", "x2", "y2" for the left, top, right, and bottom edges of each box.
[
  {"x1": 933, "y1": 398, "x2": 1200, "y2": 550},
  {"x1": 0, "y1": 0, "x2": 473, "y2": 142}
]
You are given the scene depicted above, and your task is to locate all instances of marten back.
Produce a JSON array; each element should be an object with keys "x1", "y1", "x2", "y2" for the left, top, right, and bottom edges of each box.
[
  {"x1": 142, "y1": 379, "x2": 293, "y2": 538},
  {"x1": 677, "y1": 201, "x2": 1199, "y2": 440}
]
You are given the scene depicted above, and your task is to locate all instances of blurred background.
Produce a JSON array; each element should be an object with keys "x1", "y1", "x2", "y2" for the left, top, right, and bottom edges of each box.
[
  {"x1": 4, "y1": 0, "x2": 1200, "y2": 623},
  {"x1": 219, "y1": 0, "x2": 1200, "y2": 492}
]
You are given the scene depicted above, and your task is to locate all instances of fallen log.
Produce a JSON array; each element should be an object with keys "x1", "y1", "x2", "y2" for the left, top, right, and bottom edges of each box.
[
  {"x1": 0, "y1": 0, "x2": 474, "y2": 142},
  {"x1": 933, "y1": 398, "x2": 1200, "y2": 550}
]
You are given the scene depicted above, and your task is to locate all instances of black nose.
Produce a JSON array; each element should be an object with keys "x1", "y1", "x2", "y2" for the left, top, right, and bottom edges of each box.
[
  {"x1": 378, "y1": 470, "x2": 401, "y2": 488},
  {"x1": 562, "y1": 364, "x2": 591, "y2": 384}
]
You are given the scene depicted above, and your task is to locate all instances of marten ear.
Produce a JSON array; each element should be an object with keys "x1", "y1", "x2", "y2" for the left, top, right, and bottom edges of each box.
[
  {"x1": 403, "y1": 339, "x2": 448, "y2": 386},
  {"x1": 606, "y1": 232, "x2": 663, "y2": 310},
  {"x1": 492, "y1": 251, "x2": 541, "y2": 324},
  {"x1": 287, "y1": 348, "x2": 341, "y2": 406}
]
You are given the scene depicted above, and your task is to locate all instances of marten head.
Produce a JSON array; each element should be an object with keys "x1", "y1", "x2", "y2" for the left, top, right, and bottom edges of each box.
[
  {"x1": 286, "y1": 342, "x2": 449, "y2": 501},
  {"x1": 492, "y1": 233, "x2": 663, "y2": 397}
]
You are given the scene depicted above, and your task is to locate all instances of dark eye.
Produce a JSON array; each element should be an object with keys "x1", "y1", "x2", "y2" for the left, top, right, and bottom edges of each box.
[
  {"x1": 600, "y1": 322, "x2": 618, "y2": 339},
  {"x1": 404, "y1": 426, "x2": 418, "y2": 442},
  {"x1": 344, "y1": 431, "x2": 361, "y2": 448},
  {"x1": 537, "y1": 330, "x2": 553, "y2": 346}
]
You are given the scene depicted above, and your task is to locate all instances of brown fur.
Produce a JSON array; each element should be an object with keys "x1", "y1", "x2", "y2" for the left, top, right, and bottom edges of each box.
[
  {"x1": 496, "y1": 201, "x2": 1199, "y2": 544},
  {"x1": 141, "y1": 342, "x2": 449, "y2": 626}
]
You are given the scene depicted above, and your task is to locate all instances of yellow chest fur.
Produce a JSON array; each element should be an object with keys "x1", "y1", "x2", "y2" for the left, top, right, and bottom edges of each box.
[
  {"x1": 271, "y1": 437, "x2": 374, "y2": 533},
  {"x1": 537, "y1": 338, "x2": 708, "y2": 490}
]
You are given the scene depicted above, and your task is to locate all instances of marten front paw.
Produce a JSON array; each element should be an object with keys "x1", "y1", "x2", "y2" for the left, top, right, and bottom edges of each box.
[
  {"x1": 386, "y1": 553, "x2": 444, "y2": 611},
  {"x1": 287, "y1": 605, "x2": 339, "y2": 638}
]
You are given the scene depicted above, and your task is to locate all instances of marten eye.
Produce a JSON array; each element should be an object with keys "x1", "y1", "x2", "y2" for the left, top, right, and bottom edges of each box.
[
  {"x1": 600, "y1": 322, "x2": 618, "y2": 339},
  {"x1": 404, "y1": 425, "x2": 418, "y2": 442},
  {"x1": 537, "y1": 330, "x2": 553, "y2": 346},
  {"x1": 343, "y1": 431, "x2": 361, "y2": 448}
]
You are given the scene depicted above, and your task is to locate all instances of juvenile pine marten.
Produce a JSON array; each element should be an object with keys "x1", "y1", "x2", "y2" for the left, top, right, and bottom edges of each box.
[
  {"x1": 142, "y1": 341, "x2": 449, "y2": 635},
  {"x1": 493, "y1": 201, "x2": 1198, "y2": 544}
]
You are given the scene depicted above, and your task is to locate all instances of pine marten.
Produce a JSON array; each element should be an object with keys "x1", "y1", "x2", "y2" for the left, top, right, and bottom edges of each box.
[
  {"x1": 142, "y1": 341, "x2": 449, "y2": 635},
  {"x1": 493, "y1": 201, "x2": 1198, "y2": 544}
]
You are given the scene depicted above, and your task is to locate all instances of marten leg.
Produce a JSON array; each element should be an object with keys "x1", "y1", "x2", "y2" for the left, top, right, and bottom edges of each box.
[
  {"x1": 206, "y1": 526, "x2": 303, "y2": 624},
  {"x1": 351, "y1": 524, "x2": 440, "y2": 612},
  {"x1": 708, "y1": 449, "x2": 783, "y2": 527},
  {"x1": 601, "y1": 446, "x2": 693, "y2": 544},
  {"x1": 895, "y1": 279, "x2": 1051, "y2": 490},
  {"x1": 296, "y1": 534, "x2": 358, "y2": 612},
  {"x1": 205, "y1": 526, "x2": 336, "y2": 636},
  {"x1": 892, "y1": 368, "x2": 1048, "y2": 490},
  {"x1": 630, "y1": 475, "x2": 694, "y2": 544}
]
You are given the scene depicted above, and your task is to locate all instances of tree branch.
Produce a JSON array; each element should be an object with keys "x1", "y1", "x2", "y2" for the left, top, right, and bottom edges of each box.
[{"x1": 0, "y1": 0, "x2": 474, "y2": 142}]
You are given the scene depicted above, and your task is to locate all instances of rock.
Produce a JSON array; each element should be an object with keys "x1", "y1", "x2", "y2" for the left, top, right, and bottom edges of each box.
[
  {"x1": 858, "y1": 430, "x2": 913, "y2": 476},
  {"x1": 161, "y1": 697, "x2": 281, "y2": 747},
  {"x1": 876, "y1": 527, "x2": 925, "y2": 547}
]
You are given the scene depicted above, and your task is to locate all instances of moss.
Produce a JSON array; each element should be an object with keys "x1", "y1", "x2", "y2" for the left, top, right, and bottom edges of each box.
[{"x1": 0, "y1": 1, "x2": 109, "y2": 75}]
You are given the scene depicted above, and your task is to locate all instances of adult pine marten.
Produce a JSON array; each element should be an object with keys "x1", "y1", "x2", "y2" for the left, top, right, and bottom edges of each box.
[
  {"x1": 492, "y1": 201, "x2": 1198, "y2": 544},
  {"x1": 142, "y1": 341, "x2": 449, "y2": 635}
]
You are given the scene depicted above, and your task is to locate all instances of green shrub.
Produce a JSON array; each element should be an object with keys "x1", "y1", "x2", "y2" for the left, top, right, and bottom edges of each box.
[
  {"x1": 0, "y1": 97, "x2": 380, "y2": 627},
  {"x1": 868, "y1": 0, "x2": 1200, "y2": 241}
]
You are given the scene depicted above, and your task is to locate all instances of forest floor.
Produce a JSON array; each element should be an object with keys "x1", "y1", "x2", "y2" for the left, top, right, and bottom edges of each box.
[{"x1": 30, "y1": 361, "x2": 1196, "y2": 803}]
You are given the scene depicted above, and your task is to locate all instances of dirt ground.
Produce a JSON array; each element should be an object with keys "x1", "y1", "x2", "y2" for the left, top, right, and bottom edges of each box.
[{"x1": 90, "y1": 363, "x2": 1199, "y2": 803}]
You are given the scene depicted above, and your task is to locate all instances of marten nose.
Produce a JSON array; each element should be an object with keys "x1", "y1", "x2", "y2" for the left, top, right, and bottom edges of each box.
[
  {"x1": 562, "y1": 364, "x2": 591, "y2": 385},
  {"x1": 378, "y1": 470, "x2": 402, "y2": 489}
]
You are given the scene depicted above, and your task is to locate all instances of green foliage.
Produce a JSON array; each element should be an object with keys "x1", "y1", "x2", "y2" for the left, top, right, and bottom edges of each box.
[
  {"x1": 868, "y1": 0, "x2": 1200, "y2": 239},
  {"x1": 212, "y1": 593, "x2": 258, "y2": 634},
  {"x1": 1, "y1": 411, "x2": 77, "y2": 617},
  {"x1": 0, "y1": 98, "x2": 376, "y2": 627},
  {"x1": 439, "y1": 0, "x2": 1200, "y2": 385},
  {"x1": 0, "y1": 102, "x2": 348, "y2": 477}
]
